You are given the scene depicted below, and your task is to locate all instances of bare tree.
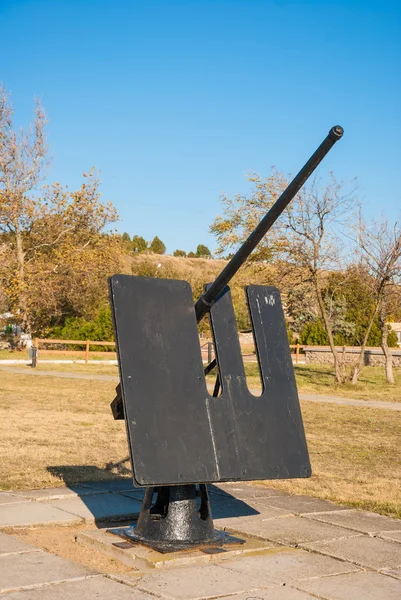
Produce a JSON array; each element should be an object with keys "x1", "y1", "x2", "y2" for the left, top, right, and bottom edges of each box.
[
  {"x1": 211, "y1": 170, "x2": 357, "y2": 384},
  {"x1": 353, "y1": 213, "x2": 401, "y2": 384},
  {"x1": 277, "y1": 175, "x2": 357, "y2": 383}
]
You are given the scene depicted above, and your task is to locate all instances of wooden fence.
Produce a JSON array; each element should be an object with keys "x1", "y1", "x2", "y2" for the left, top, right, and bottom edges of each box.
[
  {"x1": 290, "y1": 344, "x2": 305, "y2": 364},
  {"x1": 33, "y1": 338, "x2": 305, "y2": 366},
  {"x1": 33, "y1": 338, "x2": 116, "y2": 365}
]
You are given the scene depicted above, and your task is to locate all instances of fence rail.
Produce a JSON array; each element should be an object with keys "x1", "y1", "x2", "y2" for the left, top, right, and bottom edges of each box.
[
  {"x1": 199, "y1": 341, "x2": 305, "y2": 364},
  {"x1": 34, "y1": 338, "x2": 116, "y2": 365},
  {"x1": 32, "y1": 338, "x2": 305, "y2": 366}
]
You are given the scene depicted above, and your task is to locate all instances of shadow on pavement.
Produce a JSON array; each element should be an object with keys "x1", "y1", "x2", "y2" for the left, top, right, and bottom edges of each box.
[{"x1": 46, "y1": 465, "x2": 259, "y2": 526}]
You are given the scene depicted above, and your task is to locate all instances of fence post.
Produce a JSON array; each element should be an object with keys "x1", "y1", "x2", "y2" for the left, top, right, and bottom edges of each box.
[
  {"x1": 34, "y1": 338, "x2": 39, "y2": 365},
  {"x1": 296, "y1": 343, "x2": 300, "y2": 365},
  {"x1": 31, "y1": 346, "x2": 38, "y2": 368},
  {"x1": 85, "y1": 340, "x2": 90, "y2": 365}
]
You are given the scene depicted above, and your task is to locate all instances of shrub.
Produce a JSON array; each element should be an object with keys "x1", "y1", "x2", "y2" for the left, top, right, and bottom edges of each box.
[{"x1": 48, "y1": 307, "x2": 114, "y2": 346}]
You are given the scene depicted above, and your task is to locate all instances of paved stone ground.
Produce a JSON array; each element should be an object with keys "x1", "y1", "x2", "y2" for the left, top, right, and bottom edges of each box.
[
  {"x1": 1, "y1": 480, "x2": 400, "y2": 598},
  {"x1": 1, "y1": 365, "x2": 400, "y2": 410}
]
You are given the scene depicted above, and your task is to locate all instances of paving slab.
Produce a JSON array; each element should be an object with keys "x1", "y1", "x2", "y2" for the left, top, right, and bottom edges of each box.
[
  {"x1": 9, "y1": 486, "x2": 107, "y2": 502},
  {"x1": 121, "y1": 487, "x2": 281, "y2": 525},
  {"x1": 303, "y1": 534, "x2": 401, "y2": 570},
  {"x1": 0, "y1": 501, "x2": 80, "y2": 527},
  {"x1": 215, "y1": 483, "x2": 289, "y2": 499},
  {"x1": 0, "y1": 550, "x2": 93, "y2": 593},
  {"x1": 47, "y1": 494, "x2": 142, "y2": 522},
  {"x1": 214, "y1": 515, "x2": 291, "y2": 537},
  {"x1": 225, "y1": 514, "x2": 357, "y2": 546},
  {"x1": 381, "y1": 568, "x2": 401, "y2": 580},
  {"x1": 216, "y1": 589, "x2": 320, "y2": 600},
  {"x1": 212, "y1": 500, "x2": 289, "y2": 525},
  {"x1": 263, "y1": 495, "x2": 347, "y2": 515},
  {"x1": 120, "y1": 489, "x2": 145, "y2": 502},
  {"x1": 305, "y1": 508, "x2": 401, "y2": 534},
  {"x1": 78, "y1": 479, "x2": 136, "y2": 493},
  {"x1": 3, "y1": 575, "x2": 155, "y2": 599},
  {"x1": 131, "y1": 564, "x2": 269, "y2": 600},
  {"x1": 0, "y1": 531, "x2": 40, "y2": 556},
  {"x1": 119, "y1": 484, "x2": 289, "y2": 512},
  {"x1": 219, "y1": 548, "x2": 359, "y2": 585},
  {"x1": 378, "y1": 530, "x2": 401, "y2": 543},
  {"x1": 296, "y1": 570, "x2": 401, "y2": 600},
  {"x1": 0, "y1": 493, "x2": 29, "y2": 505}
]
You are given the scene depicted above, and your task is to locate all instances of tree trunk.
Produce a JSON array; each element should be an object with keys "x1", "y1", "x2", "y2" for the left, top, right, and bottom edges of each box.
[
  {"x1": 350, "y1": 305, "x2": 379, "y2": 385},
  {"x1": 314, "y1": 275, "x2": 344, "y2": 384},
  {"x1": 379, "y1": 303, "x2": 394, "y2": 384},
  {"x1": 15, "y1": 225, "x2": 31, "y2": 334}
]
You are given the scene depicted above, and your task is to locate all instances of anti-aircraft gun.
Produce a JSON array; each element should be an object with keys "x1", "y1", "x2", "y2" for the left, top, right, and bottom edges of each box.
[{"x1": 108, "y1": 125, "x2": 344, "y2": 553}]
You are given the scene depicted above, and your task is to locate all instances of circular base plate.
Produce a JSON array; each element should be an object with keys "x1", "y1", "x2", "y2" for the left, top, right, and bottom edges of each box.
[{"x1": 120, "y1": 526, "x2": 245, "y2": 554}]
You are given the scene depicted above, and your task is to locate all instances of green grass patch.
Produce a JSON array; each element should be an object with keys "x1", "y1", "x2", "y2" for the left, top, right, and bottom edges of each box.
[{"x1": 231, "y1": 363, "x2": 401, "y2": 402}]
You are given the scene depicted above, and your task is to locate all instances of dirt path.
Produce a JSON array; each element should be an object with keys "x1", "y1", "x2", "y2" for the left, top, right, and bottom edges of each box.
[
  {"x1": 0, "y1": 366, "x2": 118, "y2": 381},
  {"x1": 1, "y1": 366, "x2": 400, "y2": 411}
]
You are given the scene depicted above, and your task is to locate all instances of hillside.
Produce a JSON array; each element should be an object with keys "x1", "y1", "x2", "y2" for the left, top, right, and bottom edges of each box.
[{"x1": 127, "y1": 253, "x2": 278, "y2": 331}]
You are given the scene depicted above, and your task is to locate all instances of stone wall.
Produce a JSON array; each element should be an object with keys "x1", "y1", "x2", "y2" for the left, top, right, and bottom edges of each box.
[
  {"x1": 199, "y1": 332, "x2": 255, "y2": 346},
  {"x1": 304, "y1": 346, "x2": 401, "y2": 367},
  {"x1": 238, "y1": 332, "x2": 254, "y2": 345}
]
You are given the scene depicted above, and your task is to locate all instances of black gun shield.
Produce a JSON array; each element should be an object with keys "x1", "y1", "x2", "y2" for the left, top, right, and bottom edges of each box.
[{"x1": 109, "y1": 275, "x2": 310, "y2": 487}]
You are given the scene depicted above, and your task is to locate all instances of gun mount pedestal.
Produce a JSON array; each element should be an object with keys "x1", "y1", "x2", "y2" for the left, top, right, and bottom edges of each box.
[{"x1": 123, "y1": 484, "x2": 243, "y2": 553}]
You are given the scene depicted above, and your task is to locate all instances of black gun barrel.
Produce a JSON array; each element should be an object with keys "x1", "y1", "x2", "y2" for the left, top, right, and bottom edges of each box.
[{"x1": 195, "y1": 125, "x2": 344, "y2": 322}]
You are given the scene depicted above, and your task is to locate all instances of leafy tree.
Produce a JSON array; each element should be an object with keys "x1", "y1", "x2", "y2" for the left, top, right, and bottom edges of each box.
[
  {"x1": 173, "y1": 249, "x2": 186, "y2": 257},
  {"x1": 196, "y1": 244, "x2": 212, "y2": 258},
  {"x1": 285, "y1": 282, "x2": 318, "y2": 336},
  {"x1": 187, "y1": 251, "x2": 196, "y2": 258},
  {"x1": 300, "y1": 317, "x2": 398, "y2": 348},
  {"x1": 132, "y1": 235, "x2": 147, "y2": 253},
  {"x1": 300, "y1": 319, "x2": 329, "y2": 345},
  {"x1": 0, "y1": 86, "x2": 120, "y2": 333},
  {"x1": 149, "y1": 236, "x2": 166, "y2": 255},
  {"x1": 121, "y1": 232, "x2": 131, "y2": 243}
]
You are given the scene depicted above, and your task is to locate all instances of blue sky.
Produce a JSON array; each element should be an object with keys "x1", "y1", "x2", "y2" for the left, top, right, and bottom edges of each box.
[{"x1": 1, "y1": 0, "x2": 400, "y2": 254}]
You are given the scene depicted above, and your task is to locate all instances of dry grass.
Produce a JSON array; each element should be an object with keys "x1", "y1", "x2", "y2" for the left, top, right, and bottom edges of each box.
[
  {"x1": 130, "y1": 253, "x2": 228, "y2": 286},
  {"x1": 294, "y1": 364, "x2": 401, "y2": 402},
  {"x1": 0, "y1": 369, "x2": 400, "y2": 519},
  {"x1": 0, "y1": 370, "x2": 126, "y2": 490},
  {"x1": 264, "y1": 401, "x2": 401, "y2": 519}
]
